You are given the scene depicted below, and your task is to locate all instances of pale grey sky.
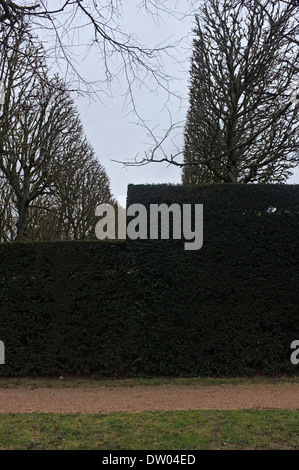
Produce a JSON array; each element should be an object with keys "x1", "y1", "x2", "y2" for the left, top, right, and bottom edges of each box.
[{"x1": 75, "y1": 2, "x2": 194, "y2": 200}]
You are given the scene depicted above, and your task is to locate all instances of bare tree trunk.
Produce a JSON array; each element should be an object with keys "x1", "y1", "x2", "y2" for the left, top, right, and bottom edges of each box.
[
  {"x1": 227, "y1": 160, "x2": 239, "y2": 183},
  {"x1": 15, "y1": 166, "x2": 30, "y2": 241}
]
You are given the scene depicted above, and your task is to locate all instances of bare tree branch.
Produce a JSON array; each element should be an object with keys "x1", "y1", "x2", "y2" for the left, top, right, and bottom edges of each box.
[
  {"x1": 119, "y1": 0, "x2": 299, "y2": 184},
  {"x1": 0, "y1": 0, "x2": 186, "y2": 103},
  {"x1": 0, "y1": 23, "x2": 114, "y2": 241}
]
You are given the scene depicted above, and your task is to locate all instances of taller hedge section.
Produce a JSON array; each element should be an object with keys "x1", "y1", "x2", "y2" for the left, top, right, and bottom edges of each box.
[{"x1": 0, "y1": 183, "x2": 298, "y2": 377}]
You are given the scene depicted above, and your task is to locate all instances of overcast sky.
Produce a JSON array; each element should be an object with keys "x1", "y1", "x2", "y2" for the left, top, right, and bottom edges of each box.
[
  {"x1": 46, "y1": 1, "x2": 298, "y2": 201},
  {"x1": 73, "y1": 2, "x2": 194, "y2": 201}
]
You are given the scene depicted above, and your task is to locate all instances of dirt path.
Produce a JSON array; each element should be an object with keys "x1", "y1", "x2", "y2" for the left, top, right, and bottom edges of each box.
[{"x1": 0, "y1": 383, "x2": 298, "y2": 413}]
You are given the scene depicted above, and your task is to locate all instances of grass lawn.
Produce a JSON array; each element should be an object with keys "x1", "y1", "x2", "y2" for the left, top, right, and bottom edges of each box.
[
  {"x1": 0, "y1": 409, "x2": 298, "y2": 450},
  {"x1": 0, "y1": 376, "x2": 298, "y2": 389}
]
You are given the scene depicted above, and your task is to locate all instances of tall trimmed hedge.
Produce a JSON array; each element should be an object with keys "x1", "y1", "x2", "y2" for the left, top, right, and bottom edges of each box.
[{"x1": 0, "y1": 183, "x2": 298, "y2": 377}]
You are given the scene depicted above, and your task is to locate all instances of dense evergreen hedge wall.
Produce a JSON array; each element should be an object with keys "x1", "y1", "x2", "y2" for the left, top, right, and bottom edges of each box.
[
  {"x1": 0, "y1": 184, "x2": 298, "y2": 377},
  {"x1": 126, "y1": 183, "x2": 299, "y2": 238}
]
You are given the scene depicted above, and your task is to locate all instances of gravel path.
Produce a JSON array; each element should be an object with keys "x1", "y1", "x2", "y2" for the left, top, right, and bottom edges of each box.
[{"x1": 0, "y1": 382, "x2": 298, "y2": 413}]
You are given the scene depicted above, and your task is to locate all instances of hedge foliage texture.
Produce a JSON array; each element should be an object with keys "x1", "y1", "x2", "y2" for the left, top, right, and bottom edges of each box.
[{"x1": 0, "y1": 183, "x2": 298, "y2": 376}]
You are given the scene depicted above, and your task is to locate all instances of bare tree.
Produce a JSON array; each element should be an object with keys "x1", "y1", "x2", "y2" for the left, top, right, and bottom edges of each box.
[
  {"x1": 24, "y1": 148, "x2": 114, "y2": 242},
  {"x1": 0, "y1": 174, "x2": 16, "y2": 241},
  {"x1": 120, "y1": 0, "x2": 299, "y2": 184},
  {"x1": 183, "y1": 0, "x2": 298, "y2": 184},
  {"x1": 0, "y1": 23, "x2": 115, "y2": 242},
  {"x1": 0, "y1": 25, "x2": 85, "y2": 240},
  {"x1": 47, "y1": 138, "x2": 114, "y2": 241}
]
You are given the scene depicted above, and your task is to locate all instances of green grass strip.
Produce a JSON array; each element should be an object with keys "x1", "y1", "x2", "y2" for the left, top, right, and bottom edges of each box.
[
  {"x1": 0, "y1": 376, "x2": 298, "y2": 389},
  {"x1": 0, "y1": 410, "x2": 298, "y2": 450}
]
